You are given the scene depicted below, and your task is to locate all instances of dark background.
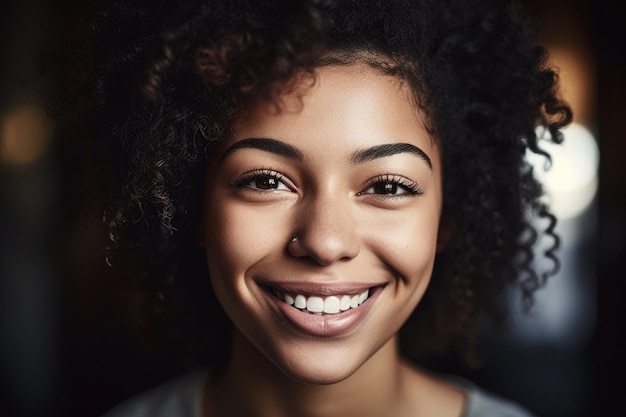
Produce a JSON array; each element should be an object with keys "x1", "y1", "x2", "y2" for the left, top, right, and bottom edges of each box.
[{"x1": 1, "y1": 1, "x2": 623, "y2": 416}]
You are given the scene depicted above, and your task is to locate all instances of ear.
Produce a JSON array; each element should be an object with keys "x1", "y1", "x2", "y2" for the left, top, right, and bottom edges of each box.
[{"x1": 436, "y1": 213, "x2": 455, "y2": 253}]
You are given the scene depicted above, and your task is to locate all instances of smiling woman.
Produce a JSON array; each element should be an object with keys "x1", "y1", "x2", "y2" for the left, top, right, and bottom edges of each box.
[
  {"x1": 47, "y1": 0, "x2": 571, "y2": 416},
  {"x1": 201, "y1": 64, "x2": 441, "y2": 389}
]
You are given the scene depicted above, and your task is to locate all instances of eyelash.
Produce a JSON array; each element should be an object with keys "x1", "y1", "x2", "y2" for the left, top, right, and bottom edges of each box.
[{"x1": 232, "y1": 170, "x2": 423, "y2": 197}]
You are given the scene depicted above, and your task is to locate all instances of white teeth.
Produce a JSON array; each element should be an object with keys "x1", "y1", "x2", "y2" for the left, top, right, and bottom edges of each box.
[
  {"x1": 277, "y1": 289, "x2": 372, "y2": 315},
  {"x1": 350, "y1": 295, "x2": 359, "y2": 308},
  {"x1": 284, "y1": 294, "x2": 294, "y2": 306},
  {"x1": 306, "y1": 296, "x2": 324, "y2": 313},
  {"x1": 323, "y1": 296, "x2": 340, "y2": 314},
  {"x1": 340, "y1": 295, "x2": 351, "y2": 311},
  {"x1": 294, "y1": 294, "x2": 307, "y2": 309}
]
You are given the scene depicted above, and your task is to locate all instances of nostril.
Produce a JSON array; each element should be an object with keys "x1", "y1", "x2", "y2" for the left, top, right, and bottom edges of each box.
[{"x1": 287, "y1": 231, "x2": 360, "y2": 265}]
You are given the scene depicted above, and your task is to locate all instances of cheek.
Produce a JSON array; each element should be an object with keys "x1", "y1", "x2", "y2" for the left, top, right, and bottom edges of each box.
[
  {"x1": 205, "y1": 203, "x2": 253, "y2": 277},
  {"x1": 203, "y1": 198, "x2": 290, "y2": 285},
  {"x1": 202, "y1": 199, "x2": 275, "y2": 329},
  {"x1": 367, "y1": 203, "x2": 440, "y2": 289},
  {"x1": 368, "y1": 206, "x2": 440, "y2": 335}
]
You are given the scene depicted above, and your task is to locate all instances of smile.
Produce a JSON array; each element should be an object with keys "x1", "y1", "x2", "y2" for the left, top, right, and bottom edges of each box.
[
  {"x1": 272, "y1": 289, "x2": 371, "y2": 315},
  {"x1": 261, "y1": 283, "x2": 384, "y2": 337}
]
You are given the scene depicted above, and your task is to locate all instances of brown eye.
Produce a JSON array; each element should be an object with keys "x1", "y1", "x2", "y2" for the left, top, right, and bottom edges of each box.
[
  {"x1": 233, "y1": 169, "x2": 291, "y2": 191},
  {"x1": 358, "y1": 175, "x2": 423, "y2": 198},
  {"x1": 255, "y1": 176, "x2": 280, "y2": 189},
  {"x1": 373, "y1": 181, "x2": 398, "y2": 194}
]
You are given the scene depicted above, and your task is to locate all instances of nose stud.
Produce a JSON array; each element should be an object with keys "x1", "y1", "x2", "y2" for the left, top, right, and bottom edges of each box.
[{"x1": 288, "y1": 236, "x2": 298, "y2": 254}]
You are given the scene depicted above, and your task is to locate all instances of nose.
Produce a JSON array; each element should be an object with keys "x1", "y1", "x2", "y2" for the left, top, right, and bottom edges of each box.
[{"x1": 288, "y1": 192, "x2": 360, "y2": 265}]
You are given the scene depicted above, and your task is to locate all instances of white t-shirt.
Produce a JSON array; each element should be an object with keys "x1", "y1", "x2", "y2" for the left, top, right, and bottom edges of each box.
[{"x1": 101, "y1": 370, "x2": 537, "y2": 417}]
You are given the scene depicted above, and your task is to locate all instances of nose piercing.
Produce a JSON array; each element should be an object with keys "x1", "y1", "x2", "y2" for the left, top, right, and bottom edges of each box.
[{"x1": 290, "y1": 236, "x2": 298, "y2": 244}]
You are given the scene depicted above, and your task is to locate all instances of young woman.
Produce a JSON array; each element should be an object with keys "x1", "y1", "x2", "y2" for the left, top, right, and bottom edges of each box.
[{"x1": 54, "y1": 0, "x2": 571, "y2": 415}]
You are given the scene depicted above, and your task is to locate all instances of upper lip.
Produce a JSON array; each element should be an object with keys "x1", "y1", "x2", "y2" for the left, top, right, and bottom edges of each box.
[{"x1": 259, "y1": 280, "x2": 386, "y2": 296}]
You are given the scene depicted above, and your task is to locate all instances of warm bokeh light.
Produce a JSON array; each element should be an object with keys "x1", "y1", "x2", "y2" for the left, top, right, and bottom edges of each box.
[
  {"x1": 0, "y1": 105, "x2": 53, "y2": 167},
  {"x1": 549, "y1": 46, "x2": 597, "y2": 127}
]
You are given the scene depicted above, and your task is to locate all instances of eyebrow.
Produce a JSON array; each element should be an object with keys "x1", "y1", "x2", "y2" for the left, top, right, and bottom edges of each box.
[
  {"x1": 219, "y1": 137, "x2": 303, "y2": 163},
  {"x1": 219, "y1": 137, "x2": 432, "y2": 169},
  {"x1": 351, "y1": 143, "x2": 432, "y2": 169}
]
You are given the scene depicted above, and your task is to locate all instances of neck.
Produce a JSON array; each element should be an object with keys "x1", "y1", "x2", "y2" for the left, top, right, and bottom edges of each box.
[{"x1": 205, "y1": 330, "x2": 408, "y2": 417}]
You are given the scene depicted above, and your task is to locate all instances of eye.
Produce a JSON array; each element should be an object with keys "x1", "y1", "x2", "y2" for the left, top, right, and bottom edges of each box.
[
  {"x1": 358, "y1": 174, "x2": 423, "y2": 197},
  {"x1": 232, "y1": 169, "x2": 291, "y2": 191}
]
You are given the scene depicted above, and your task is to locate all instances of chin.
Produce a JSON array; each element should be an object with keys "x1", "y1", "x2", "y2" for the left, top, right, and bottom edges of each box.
[
  {"x1": 260, "y1": 337, "x2": 384, "y2": 386},
  {"x1": 277, "y1": 359, "x2": 361, "y2": 386}
]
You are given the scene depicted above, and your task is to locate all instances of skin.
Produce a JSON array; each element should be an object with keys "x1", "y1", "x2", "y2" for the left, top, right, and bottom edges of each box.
[{"x1": 200, "y1": 63, "x2": 464, "y2": 417}]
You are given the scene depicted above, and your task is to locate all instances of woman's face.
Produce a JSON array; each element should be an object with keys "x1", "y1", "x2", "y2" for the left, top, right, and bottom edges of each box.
[{"x1": 202, "y1": 63, "x2": 443, "y2": 384}]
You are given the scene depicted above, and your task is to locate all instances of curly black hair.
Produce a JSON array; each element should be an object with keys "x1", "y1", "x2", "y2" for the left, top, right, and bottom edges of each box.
[{"x1": 51, "y1": 0, "x2": 571, "y2": 370}]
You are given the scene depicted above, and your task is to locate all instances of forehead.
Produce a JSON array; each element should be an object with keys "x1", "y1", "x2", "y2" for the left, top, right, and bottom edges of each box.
[{"x1": 237, "y1": 65, "x2": 431, "y2": 144}]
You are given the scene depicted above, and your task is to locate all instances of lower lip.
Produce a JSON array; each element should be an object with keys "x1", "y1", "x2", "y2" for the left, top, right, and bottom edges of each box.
[{"x1": 266, "y1": 288, "x2": 382, "y2": 337}]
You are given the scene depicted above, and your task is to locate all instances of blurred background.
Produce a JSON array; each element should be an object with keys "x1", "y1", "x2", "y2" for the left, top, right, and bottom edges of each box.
[{"x1": 1, "y1": 0, "x2": 623, "y2": 416}]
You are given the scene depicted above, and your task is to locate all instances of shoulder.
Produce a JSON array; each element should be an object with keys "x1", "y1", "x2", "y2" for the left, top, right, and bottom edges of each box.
[
  {"x1": 448, "y1": 376, "x2": 538, "y2": 417},
  {"x1": 100, "y1": 370, "x2": 207, "y2": 417}
]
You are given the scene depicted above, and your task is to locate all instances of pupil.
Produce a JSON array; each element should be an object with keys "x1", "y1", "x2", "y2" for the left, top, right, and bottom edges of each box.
[
  {"x1": 256, "y1": 176, "x2": 277, "y2": 189},
  {"x1": 376, "y1": 182, "x2": 397, "y2": 194}
]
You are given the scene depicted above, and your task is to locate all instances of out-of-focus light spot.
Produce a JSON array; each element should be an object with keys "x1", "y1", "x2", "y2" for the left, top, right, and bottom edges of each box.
[
  {"x1": 548, "y1": 47, "x2": 596, "y2": 127},
  {"x1": 0, "y1": 106, "x2": 52, "y2": 167},
  {"x1": 527, "y1": 122, "x2": 599, "y2": 219}
]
